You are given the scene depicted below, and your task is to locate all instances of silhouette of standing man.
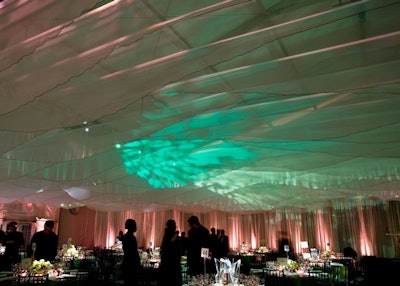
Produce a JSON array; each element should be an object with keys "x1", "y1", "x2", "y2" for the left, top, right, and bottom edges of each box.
[
  {"x1": 121, "y1": 219, "x2": 141, "y2": 286},
  {"x1": 187, "y1": 216, "x2": 209, "y2": 276},
  {"x1": 4, "y1": 222, "x2": 24, "y2": 270},
  {"x1": 27, "y1": 220, "x2": 58, "y2": 262}
]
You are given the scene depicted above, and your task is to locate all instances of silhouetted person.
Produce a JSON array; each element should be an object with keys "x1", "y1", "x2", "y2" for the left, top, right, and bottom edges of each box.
[
  {"x1": 277, "y1": 231, "x2": 295, "y2": 259},
  {"x1": 343, "y1": 246, "x2": 357, "y2": 260},
  {"x1": 159, "y1": 219, "x2": 182, "y2": 286},
  {"x1": 4, "y1": 221, "x2": 24, "y2": 270},
  {"x1": 219, "y1": 229, "x2": 229, "y2": 258},
  {"x1": 208, "y1": 228, "x2": 218, "y2": 258},
  {"x1": 179, "y1": 231, "x2": 189, "y2": 256},
  {"x1": 0, "y1": 228, "x2": 5, "y2": 244},
  {"x1": 27, "y1": 220, "x2": 58, "y2": 262},
  {"x1": 208, "y1": 227, "x2": 219, "y2": 273},
  {"x1": 0, "y1": 228, "x2": 6, "y2": 270},
  {"x1": 343, "y1": 246, "x2": 358, "y2": 282},
  {"x1": 121, "y1": 219, "x2": 141, "y2": 286},
  {"x1": 187, "y1": 215, "x2": 209, "y2": 276},
  {"x1": 116, "y1": 230, "x2": 124, "y2": 242}
]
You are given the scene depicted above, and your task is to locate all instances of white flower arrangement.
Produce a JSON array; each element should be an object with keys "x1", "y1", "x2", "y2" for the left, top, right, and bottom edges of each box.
[
  {"x1": 65, "y1": 244, "x2": 79, "y2": 257},
  {"x1": 30, "y1": 259, "x2": 53, "y2": 274}
]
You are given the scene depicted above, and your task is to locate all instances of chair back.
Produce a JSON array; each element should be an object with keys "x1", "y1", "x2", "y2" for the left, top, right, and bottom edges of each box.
[
  {"x1": 27, "y1": 273, "x2": 49, "y2": 285},
  {"x1": 76, "y1": 271, "x2": 89, "y2": 286}
]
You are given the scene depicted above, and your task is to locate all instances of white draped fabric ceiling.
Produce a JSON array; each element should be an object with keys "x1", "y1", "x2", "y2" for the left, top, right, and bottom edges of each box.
[{"x1": 1, "y1": 0, "x2": 400, "y2": 213}]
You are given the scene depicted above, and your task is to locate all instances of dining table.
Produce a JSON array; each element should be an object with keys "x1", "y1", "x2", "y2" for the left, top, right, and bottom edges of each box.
[
  {"x1": 14, "y1": 270, "x2": 89, "y2": 285},
  {"x1": 49, "y1": 273, "x2": 81, "y2": 285},
  {"x1": 263, "y1": 268, "x2": 332, "y2": 286},
  {"x1": 0, "y1": 271, "x2": 17, "y2": 285}
]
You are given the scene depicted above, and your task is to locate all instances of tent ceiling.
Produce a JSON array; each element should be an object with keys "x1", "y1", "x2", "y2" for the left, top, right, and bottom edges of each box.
[{"x1": 1, "y1": 0, "x2": 400, "y2": 213}]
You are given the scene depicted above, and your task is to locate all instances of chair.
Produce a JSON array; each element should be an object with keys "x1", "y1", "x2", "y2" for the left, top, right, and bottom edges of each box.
[
  {"x1": 263, "y1": 268, "x2": 288, "y2": 286},
  {"x1": 77, "y1": 257, "x2": 99, "y2": 283},
  {"x1": 95, "y1": 248, "x2": 116, "y2": 282},
  {"x1": 75, "y1": 271, "x2": 89, "y2": 286},
  {"x1": 26, "y1": 273, "x2": 49, "y2": 285},
  {"x1": 308, "y1": 269, "x2": 330, "y2": 286},
  {"x1": 330, "y1": 261, "x2": 347, "y2": 285},
  {"x1": 181, "y1": 260, "x2": 188, "y2": 284},
  {"x1": 137, "y1": 267, "x2": 160, "y2": 286},
  {"x1": 0, "y1": 274, "x2": 18, "y2": 286},
  {"x1": 249, "y1": 268, "x2": 264, "y2": 278}
]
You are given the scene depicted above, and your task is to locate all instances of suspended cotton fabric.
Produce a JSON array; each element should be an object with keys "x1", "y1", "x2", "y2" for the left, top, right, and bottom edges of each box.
[{"x1": 0, "y1": 0, "x2": 399, "y2": 213}]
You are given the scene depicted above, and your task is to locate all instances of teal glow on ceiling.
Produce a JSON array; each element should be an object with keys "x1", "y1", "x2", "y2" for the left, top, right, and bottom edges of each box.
[{"x1": 118, "y1": 139, "x2": 257, "y2": 188}]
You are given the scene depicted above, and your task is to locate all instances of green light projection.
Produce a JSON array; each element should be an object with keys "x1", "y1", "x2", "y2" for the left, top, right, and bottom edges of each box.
[{"x1": 118, "y1": 139, "x2": 257, "y2": 188}]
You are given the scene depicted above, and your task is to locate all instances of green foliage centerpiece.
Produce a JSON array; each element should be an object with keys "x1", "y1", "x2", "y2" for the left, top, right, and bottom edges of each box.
[{"x1": 29, "y1": 259, "x2": 53, "y2": 275}]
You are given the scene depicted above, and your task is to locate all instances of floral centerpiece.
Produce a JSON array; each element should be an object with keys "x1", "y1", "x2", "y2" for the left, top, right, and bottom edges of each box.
[
  {"x1": 65, "y1": 245, "x2": 79, "y2": 257},
  {"x1": 188, "y1": 273, "x2": 260, "y2": 286},
  {"x1": 29, "y1": 259, "x2": 53, "y2": 274},
  {"x1": 54, "y1": 239, "x2": 83, "y2": 270},
  {"x1": 257, "y1": 246, "x2": 269, "y2": 253},
  {"x1": 58, "y1": 238, "x2": 79, "y2": 259},
  {"x1": 287, "y1": 259, "x2": 298, "y2": 271},
  {"x1": 278, "y1": 259, "x2": 298, "y2": 272},
  {"x1": 321, "y1": 249, "x2": 336, "y2": 258},
  {"x1": 240, "y1": 242, "x2": 248, "y2": 254}
]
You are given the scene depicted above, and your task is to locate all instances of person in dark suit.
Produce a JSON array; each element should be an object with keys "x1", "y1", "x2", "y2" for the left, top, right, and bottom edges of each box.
[
  {"x1": 187, "y1": 215, "x2": 210, "y2": 276},
  {"x1": 116, "y1": 230, "x2": 124, "y2": 242},
  {"x1": 219, "y1": 229, "x2": 229, "y2": 258},
  {"x1": 208, "y1": 228, "x2": 219, "y2": 258},
  {"x1": 4, "y1": 221, "x2": 24, "y2": 270},
  {"x1": 120, "y1": 219, "x2": 141, "y2": 286},
  {"x1": 27, "y1": 220, "x2": 58, "y2": 262},
  {"x1": 207, "y1": 227, "x2": 219, "y2": 273},
  {"x1": 0, "y1": 228, "x2": 5, "y2": 244},
  {"x1": 0, "y1": 227, "x2": 6, "y2": 270},
  {"x1": 159, "y1": 219, "x2": 182, "y2": 286},
  {"x1": 343, "y1": 246, "x2": 357, "y2": 260},
  {"x1": 277, "y1": 231, "x2": 295, "y2": 260},
  {"x1": 179, "y1": 231, "x2": 189, "y2": 256}
]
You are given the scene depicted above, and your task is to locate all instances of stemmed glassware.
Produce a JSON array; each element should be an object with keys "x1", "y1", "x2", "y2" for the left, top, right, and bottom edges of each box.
[{"x1": 32, "y1": 242, "x2": 37, "y2": 257}]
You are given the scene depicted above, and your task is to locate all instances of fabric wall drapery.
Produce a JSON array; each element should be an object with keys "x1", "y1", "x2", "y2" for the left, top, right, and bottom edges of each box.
[
  {"x1": 94, "y1": 200, "x2": 400, "y2": 259},
  {"x1": 0, "y1": 202, "x2": 59, "y2": 225},
  {"x1": 2, "y1": 200, "x2": 399, "y2": 259},
  {"x1": 56, "y1": 207, "x2": 96, "y2": 250}
]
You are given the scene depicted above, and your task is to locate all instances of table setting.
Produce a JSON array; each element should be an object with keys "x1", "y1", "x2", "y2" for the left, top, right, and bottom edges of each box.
[{"x1": 183, "y1": 257, "x2": 263, "y2": 286}]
